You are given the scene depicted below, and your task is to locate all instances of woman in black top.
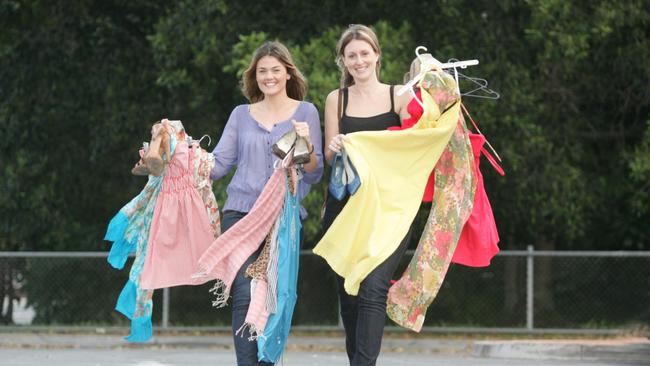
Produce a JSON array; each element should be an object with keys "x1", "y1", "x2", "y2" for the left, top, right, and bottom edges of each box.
[{"x1": 321, "y1": 24, "x2": 414, "y2": 366}]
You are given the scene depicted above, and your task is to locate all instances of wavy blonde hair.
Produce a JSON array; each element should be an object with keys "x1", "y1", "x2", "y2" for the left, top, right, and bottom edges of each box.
[
  {"x1": 335, "y1": 24, "x2": 382, "y2": 88},
  {"x1": 242, "y1": 41, "x2": 307, "y2": 102}
]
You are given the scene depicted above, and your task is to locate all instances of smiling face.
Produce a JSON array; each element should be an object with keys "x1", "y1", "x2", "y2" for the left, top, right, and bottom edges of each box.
[
  {"x1": 342, "y1": 39, "x2": 380, "y2": 83},
  {"x1": 256, "y1": 55, "x2": 290, "y2": 99}
]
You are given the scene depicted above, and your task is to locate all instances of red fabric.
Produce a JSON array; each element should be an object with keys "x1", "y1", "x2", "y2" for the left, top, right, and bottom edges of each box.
[
  {"x1": 388, "y1": 90, "x2": 435, "y2": 202},
  {"x1": 392, "y1": 93, "x2": 504, "y2": 267},
  {"x1": 391, "y1": 92, "x2": 503, "y2": 266},
  {"x1": 452, "y1": 133, "x2": 504, "y2": 267}
]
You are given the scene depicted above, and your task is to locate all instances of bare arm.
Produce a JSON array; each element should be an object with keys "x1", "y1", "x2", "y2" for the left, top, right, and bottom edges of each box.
[
  {"x1": 394, "y1": 84, "x2": 413, "y2": 122},
  {"x1": 324, "y1": 89, "x2": 343, "y2": 165},
  {"x1": 292, "y1": 103, "x2": 323, "y2": 177}
]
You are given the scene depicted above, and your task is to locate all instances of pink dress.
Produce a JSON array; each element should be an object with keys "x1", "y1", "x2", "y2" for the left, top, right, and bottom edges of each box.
[
  {"x1": 140, "y1": 140, "x2": 215, "y2": 289},
  {"x1": 451, "y1": 133, "x2": 504, "y2": 267}
]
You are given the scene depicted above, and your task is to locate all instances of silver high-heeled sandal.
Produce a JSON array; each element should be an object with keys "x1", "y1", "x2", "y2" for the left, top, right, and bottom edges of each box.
[
  {"x1": 292, "y1": 136, "x2": 311, "y2": 164},
  {"x1": 272, "y1": 129, "x2": 297, "y2": 159}
]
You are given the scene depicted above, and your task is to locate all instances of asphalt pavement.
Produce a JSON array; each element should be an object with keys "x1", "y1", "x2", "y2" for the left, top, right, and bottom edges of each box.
[{"x1": 0, "y1": 331, "x2": 648, "y2": 366}]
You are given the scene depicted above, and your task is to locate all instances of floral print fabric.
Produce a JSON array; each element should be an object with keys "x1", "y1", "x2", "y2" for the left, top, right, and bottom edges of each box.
[
  {"x1": 191, "y1": 142, "x2": 221, "y2": 237},
  {"x1": 386, "y1": 113, "x2": 476, "y2": 332}
]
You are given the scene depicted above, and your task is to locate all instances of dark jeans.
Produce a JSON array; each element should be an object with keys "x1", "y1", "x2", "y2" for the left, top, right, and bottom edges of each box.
[
  {"x1": 323, "y1": 199, "x2": 412, "y2": 366},
  {"x1": 337, "y1": 233, "x2": 410, "y2": 366},
  {"x1": 221, "y1": 210, "x2": 273, "y2": 366}
]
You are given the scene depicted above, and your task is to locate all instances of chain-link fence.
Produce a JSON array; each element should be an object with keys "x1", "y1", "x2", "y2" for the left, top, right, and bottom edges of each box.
[{"x1": 1, "y1": 249, "x2": 649, "y2": 333}]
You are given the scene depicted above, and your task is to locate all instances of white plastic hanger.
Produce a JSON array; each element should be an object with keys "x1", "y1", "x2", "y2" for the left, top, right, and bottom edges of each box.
[
  {"x1": 397, "y1": 46, "x2": 479, "y2": 96},
  {"x1": 197, "y1": 134, "x2": 212, "y2": 146},
  {"x1": 397, "y1": 47, "x2": 502, "y2": 162}
]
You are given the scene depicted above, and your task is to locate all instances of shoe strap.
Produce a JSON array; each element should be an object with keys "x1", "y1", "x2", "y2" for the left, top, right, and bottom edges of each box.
[
  {"x1": 341, "y1": 150, "x2": 353, "y2": 184},
  {"x1": 274, "y1": 147, "x2": 296, "y2": 170}
]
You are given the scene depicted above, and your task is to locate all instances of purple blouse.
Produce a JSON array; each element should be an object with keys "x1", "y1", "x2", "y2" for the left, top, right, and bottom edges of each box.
[{"x1": 210, "y1": 101, "x2": 324, "y2": 218}]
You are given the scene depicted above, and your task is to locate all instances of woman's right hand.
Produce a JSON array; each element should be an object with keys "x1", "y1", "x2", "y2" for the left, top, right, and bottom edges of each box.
[{"x1": 328, "y1": 134, "x2": 346, "y2": 153}]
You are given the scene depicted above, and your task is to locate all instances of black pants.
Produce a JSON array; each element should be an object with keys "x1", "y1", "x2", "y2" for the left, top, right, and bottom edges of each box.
[
  {"x1": 221, "y1": 210, "x2": 274, "y2": 366},
  {"x1": 323, "y1": 198, "x2": 411, "y2": 366}
]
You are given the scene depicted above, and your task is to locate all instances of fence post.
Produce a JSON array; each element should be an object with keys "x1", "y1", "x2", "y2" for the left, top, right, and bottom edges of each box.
[
  {"x1": 162, "y1": 287, "x2": 170, "y2": 329},
  {"x1": 526, "y1": 245, "x2": 534, "y2": 331}
]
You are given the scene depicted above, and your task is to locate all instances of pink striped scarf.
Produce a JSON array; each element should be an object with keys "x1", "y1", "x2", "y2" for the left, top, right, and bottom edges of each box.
[
  {"x1": 194, "y1": 166, "x2": 287, "y2": 308},
  {"x1": 238, "y1": 165, "x2": 298, "y2": 339},
  {"x1": 237, "y1": 278, "x2": 271, "y2": 339}
]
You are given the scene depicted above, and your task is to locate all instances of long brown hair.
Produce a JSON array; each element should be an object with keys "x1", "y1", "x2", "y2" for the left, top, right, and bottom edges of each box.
[
  {"x1": 335, "y1": 24, "x2": 382, "y2": 88},
  {"x1": 242, "y1": 41, "x2": 307, "y2": 102}
]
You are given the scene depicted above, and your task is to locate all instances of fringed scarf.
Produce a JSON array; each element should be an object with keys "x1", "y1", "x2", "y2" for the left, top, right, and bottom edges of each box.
[
  {"x1": 194, "y1": 152, "x2": 303, "y2": 362},
  {"x1": 194, "y1": 164, "x2": 287, "y2": 310},
  {"x1": 257, "y1": 177, "x2": 302, "y2": 363}
]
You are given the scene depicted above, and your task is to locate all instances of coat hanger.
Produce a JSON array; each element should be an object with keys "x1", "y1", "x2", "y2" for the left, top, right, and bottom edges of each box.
[
  {"x1": 397, "y1": 47, "x2": 502, "y2": 162},
  {"x1": 196, "y1": 134, "x2": 212, "y2": 147},
  {"x1": 397, "y1": 46, "x2": 479, "y2": 97},
  {"x1": 446, "y1": 58, "x2": 500, "y2": 100}
]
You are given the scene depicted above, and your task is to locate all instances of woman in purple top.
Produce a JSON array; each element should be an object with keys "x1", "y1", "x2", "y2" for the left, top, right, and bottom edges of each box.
[{"x1": 210, "y1": 41, "x2": 323, "y2": 365}]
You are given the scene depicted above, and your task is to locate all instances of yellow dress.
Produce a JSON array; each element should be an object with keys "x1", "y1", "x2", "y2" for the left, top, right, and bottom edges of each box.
[{"x1": 314, "y1": 82, "x2": 461, "y2": 295}]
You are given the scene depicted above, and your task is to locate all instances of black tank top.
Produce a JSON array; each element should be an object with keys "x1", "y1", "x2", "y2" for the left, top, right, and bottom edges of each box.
[
  {"x1": 323, "y1": 85, "x2": 402, "y2": 230},
  {"x1": 339, "y1": 85, "x2": 401, "y2": 134}
]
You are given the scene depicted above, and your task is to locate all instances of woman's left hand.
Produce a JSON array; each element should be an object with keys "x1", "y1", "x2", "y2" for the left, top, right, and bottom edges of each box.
[{"x1": 292, "y1": 119, "x2": 311, "y2": 144}]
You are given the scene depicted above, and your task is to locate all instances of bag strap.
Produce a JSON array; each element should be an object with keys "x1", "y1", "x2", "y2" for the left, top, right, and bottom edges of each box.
[
  {"x1": 481, "y1": 147, "x2": 505, "y2": 176},
  {"x1": 461, "y1": 103, "x2": 503, "y2": 163},
  {"x1": 461, "y1": 103, "x2": 482, "y2": 134},
  {"x1": 341, "y1": 149, "x2": 351, "y2": 184},
  {"x1": 337, "y1": 88, "x2": 343, "y2": 133},
  {"x1": 322, "y1": 88, "x2": 345, "y2": 219}
]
